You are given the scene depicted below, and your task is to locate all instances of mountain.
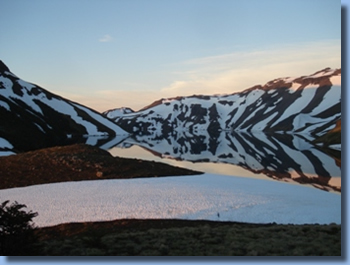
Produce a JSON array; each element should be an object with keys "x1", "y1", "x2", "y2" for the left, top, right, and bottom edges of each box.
[
  {"x1": 0, "y1": 60, "x2": 128, "y2": 155},
  {"x1": 104, "y1": 68, "x2": 341, "y2": 141}
]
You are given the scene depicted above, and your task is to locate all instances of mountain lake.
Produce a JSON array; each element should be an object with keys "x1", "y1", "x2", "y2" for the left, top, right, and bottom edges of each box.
[
  {"x1": 108, "y1": 132, "x2": 341, "y2": 194},
  {"x1": 0, "y1": 132, "x2": 341, "y2": 227}
]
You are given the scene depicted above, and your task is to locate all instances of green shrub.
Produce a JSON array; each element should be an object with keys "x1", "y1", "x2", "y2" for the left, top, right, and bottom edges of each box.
[{"x1": 0, "y1": 200, "x2": 38, "y2": 255}]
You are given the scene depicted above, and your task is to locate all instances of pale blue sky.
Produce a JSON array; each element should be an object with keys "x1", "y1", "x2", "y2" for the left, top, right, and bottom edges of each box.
[{"x1": 0, "y1": 0, "x2": 341, "y2": 111}]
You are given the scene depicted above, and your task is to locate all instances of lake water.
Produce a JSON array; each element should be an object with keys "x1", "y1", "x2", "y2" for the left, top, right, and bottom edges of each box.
[{"x1": 105, "y1": 131, "x2": 341, "y2": 193}]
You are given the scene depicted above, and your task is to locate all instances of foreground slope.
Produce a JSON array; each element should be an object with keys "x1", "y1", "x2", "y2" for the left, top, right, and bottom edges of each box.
[
  {"x1": 0, "y1": 61, "x2": 127, "y2": 154},
  {"x1": 105, "y1": 68, "x2": 341, "y2": 140}
]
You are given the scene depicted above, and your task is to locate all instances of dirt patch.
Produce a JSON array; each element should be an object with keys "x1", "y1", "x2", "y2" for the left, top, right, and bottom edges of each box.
[{"x1": 0, "y1": 144, "x2": 202, "y2": 189}]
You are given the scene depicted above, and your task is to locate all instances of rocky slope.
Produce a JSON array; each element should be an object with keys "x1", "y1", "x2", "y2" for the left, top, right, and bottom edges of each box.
[
  {"x1": 0, "y1": 61, "x2": 128, "y2": 154},
  {"x1": 0, "y1": 144, "x2": 201, "y2": 189},
  {"x1": 105, "y1": 68, "x2": 341, "y2": 140}
]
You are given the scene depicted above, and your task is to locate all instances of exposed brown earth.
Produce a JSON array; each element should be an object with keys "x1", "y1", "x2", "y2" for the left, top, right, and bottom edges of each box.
[{"x1": 0, "y1": 144, "x2": 202, "y2": 190}]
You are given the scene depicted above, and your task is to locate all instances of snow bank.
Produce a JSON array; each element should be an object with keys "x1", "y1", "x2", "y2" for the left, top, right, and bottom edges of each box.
[{"x1": 0, "y1": 174, "x2": 340, "y2": 227}]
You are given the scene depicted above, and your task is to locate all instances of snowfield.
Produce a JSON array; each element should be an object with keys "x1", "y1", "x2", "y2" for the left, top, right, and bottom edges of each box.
[{"x1": 0, "y1": 174, "x2": 340, "y2": 228}]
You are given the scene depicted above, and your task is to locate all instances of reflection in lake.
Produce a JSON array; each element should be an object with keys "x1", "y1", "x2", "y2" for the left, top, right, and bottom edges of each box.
[{"x1": 104, "y1": 131, "x2": 341, "y2": 193}]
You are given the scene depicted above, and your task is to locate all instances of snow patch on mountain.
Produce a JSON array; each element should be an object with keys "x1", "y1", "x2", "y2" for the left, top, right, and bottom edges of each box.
[
  {"x1": 103, "y1": 107, "x2": 134, "y2": 119},
  {"x1": 0, "y1": 137, "x2": 15, "y2": 156},
  {"x1": 0, "y1": 100, "x2": 10, "y2": 111},
  {"x1": 0, "y1": 137, "x2": 13, "y2": 149}
]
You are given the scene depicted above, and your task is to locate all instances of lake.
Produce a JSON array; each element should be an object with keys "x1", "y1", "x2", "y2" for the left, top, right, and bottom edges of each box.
[
  {"x1": 106, "y1": 131, "x2": 341, "y2": 193},
  {"x1": 0, "y1": 131, "x2": 341, "y2": 227}
]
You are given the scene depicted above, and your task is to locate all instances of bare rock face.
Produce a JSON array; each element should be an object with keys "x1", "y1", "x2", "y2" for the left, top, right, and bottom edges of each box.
[{"x1": 0, "y1": 60, "x2": 10, "y2": 72}]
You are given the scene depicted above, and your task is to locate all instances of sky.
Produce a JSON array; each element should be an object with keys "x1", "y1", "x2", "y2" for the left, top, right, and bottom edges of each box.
[{"x1": 0, "y1": 0, "x2": 341, "y2": 112}]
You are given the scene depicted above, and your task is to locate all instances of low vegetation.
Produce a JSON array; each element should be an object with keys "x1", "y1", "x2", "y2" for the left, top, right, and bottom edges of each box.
[
  {"x1": 31, "y1": 219, "x2": 341, "y2": 256},
  {"x1": 0, "y1": 200, "x2": 38, "y2": 255},
  {"x1": 0, "y1": 201, "x2": 341, "y2": 256}
]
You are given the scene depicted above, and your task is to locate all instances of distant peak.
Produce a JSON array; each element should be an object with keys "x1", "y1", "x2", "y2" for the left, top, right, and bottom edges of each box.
[
  {"x1": 300, "y1": 68, "x2": 340, "y2": 81},
  {"x1": 310, "y1": 67, "x2": 336, "y2": 76},
  {"x1": 0, "y1": 60, "x2": 10, "y2": 73}
]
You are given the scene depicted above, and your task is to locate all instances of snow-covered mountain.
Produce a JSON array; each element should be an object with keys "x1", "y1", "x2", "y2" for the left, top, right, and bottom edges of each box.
[
  {"x1": 105, "y1": 68, "x2": 341, "y2": 140},
  {"x1": 0, "y1": 60, "x2": 128, "y2": 154}
]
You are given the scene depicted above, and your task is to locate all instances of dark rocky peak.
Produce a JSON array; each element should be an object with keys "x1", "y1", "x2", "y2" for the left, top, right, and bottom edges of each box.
[
  {"x1": 138, "y1": 98, "x2": 165, "y2": 111},
  {"x1": 292, "y1": 68, "x2": 340, "y2": 87},
  {"x1": 309, "y1": 67, "x2": 333, "y2": 76},
  {"x1": 0, "y1": 60, "x2": 10, "y2": 73},
  {"x1": 302, "y1": 67, "x2": 340, "y2": 79},
  {"x1": 139, "y1": 96, "x2": 185, "y2": 111}
]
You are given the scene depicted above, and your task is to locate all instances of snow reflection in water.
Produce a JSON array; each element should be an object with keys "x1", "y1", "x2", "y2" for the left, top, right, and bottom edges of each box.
[{"x1": 106, "y1": 132, "x2": 341, "y2": 193}]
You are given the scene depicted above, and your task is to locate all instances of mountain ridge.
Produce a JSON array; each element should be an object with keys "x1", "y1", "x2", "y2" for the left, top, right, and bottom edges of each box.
[
  {"x1": 104, "y1": 68, "x2": 341, "y2": 140},
  {"x1": 0, "y1": 61, "x2": 128, "y2": 154}
]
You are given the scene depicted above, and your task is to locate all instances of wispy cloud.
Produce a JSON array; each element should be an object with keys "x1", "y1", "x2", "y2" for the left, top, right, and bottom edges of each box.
[
  {"x1": 55, "y1": 40, "x2": 340, "y2": 112},
  {"x1": 161, "y1": 40, "x2": 341, "y2": 97},
  {"x1": 99, "y1": 34, "x2": 113, "y2": 42}
]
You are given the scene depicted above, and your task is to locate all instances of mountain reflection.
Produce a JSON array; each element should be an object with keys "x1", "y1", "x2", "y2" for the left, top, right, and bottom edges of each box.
[{"x1": 92, "y1": 131, "x2": 341, "y2": 192}]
